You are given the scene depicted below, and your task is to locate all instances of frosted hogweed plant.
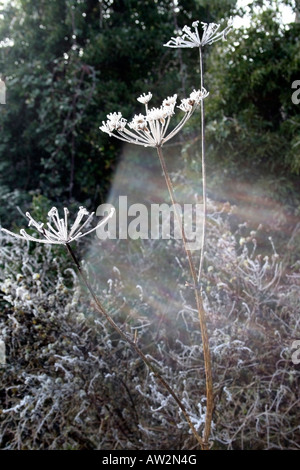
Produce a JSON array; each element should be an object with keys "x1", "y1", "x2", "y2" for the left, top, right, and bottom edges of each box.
[
  {"x1": 100, "y1": 89, "x2": 213, "y2": 450},
  {"x1": 165, "y1": 18, "x2": 233, "y2": 281},
  {"x1": 163, "y1": 18, "x2": 233, "y2": 447},
  {"x1": 1, "y1": 206, "x2": 206, "y2": 449}
]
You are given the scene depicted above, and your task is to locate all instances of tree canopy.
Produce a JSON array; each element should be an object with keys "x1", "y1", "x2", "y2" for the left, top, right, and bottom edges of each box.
[
  {"x1": 206, "y1": 2, "x2": 300, "y2": 182},
  {"x1": 0, "y1": 0, "x2": 299, "y2": 223}
]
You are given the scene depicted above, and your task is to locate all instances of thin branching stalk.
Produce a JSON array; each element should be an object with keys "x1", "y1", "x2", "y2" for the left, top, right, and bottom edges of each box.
[
  {"x1": 161, "y1": 18, "x2": 233, "y2": 446},
  {"x1": 65, "y1": 243, "x2": 206, "y2": 449},
  {"x1": 156, "y1": 146, "x2": 213, "y2": 449},
  {"x1": 198, "y1": 46, "x2": 207, "y2": 285}
]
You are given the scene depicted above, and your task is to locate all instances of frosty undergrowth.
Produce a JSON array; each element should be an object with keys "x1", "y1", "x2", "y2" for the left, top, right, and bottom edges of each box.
[{"x1": 1, "y1": 203, "x2": 299, "y2": 450}]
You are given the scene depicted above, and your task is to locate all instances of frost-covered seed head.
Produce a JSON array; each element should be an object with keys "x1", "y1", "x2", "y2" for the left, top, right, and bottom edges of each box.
[
  {"x1": 164, "y1": 19, "x2": 232, "y2": 49},
  {"x1": 129, "y1": 113, "x2": 148, "y2": 131},
  {"x1": 137, "y1": 92, "x2": 152, "y2": 104},
  {"x1": 99, "y1": 90, "x2": 208, "y2": 148},
  {"x1": 162, "y1": 94, "x2": 177, "y2": 109},
  {"x1": 1, "y1": 206, "x2": 115, "y2": 245}
]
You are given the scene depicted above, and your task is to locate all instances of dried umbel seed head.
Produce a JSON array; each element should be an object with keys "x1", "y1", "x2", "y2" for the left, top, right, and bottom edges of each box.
[
  {"x1": 137, "y1": 92, "x2": 153, "y2": 105},
  {"x1": 129, "y1": 113, "x2": 149, "y2": 131},
  {"x1": 1, "y1": 206, "x2": 115, "y2": 245},
  {"x1": 164, "y1": 19, "x2": 233, "y2": 49},
  {"x1": 178, "y1": 88, "x2": 209, "y2": 112},
  {"x1": 100, "y1": 89, "x2": 208, "y2": 148}
]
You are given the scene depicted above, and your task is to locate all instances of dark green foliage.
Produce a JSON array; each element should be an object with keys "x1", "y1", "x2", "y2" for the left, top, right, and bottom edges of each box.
[
  {"x1": 0, "y1": 0, "x2": 236, "y2": 215},
  {"x1": 204, "y1": 3, "x2": 300, "y2": 183},
  {"x1": 1, "y1": 1, "x2": 298, "y2": 221}
]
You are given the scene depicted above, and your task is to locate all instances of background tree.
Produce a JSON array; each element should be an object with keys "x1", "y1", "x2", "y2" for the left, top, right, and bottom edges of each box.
[
  {"x1": 204, "y1": 0, "x2": 300, "y2": 206},
  {"x1": 0, "y1": 0, "x2": 236, "y2": 225}
]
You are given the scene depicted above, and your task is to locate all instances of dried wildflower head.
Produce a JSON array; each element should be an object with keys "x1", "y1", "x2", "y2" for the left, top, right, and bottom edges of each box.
[
  {"x1": 164, "y1": 19, "x2": 232, "y2": 49},
  {"x1": 137, "y1": 92, "x2": 153, "y2": 105},
  {"x1": 99, "y1": 89, "x2": 208, "y2": 148},
  {"x1": 1, "y1": 206, "x2": 115, "y2": 245}
]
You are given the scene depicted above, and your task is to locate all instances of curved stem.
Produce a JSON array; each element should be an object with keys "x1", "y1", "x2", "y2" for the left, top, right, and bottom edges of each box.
[
  {"x1": 198, "y1": 46, "x2": 207, "y2": 285},
  {"x1": 156, "y1": 146, "x2": 213, "y2": 449},
  {"x1": 65, "y1": 243, "x2": 205, "y2": 449}
]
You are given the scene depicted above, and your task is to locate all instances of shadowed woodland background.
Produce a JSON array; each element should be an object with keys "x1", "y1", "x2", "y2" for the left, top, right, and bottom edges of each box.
[{"x1": 0, "y1": 0, "x2": 299, "y2": 218}]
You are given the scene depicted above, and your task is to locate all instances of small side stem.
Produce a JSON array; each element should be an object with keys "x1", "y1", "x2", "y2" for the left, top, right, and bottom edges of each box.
[
  {"x1": 65, "y1": 243, "x2": 205, "y2": 449},
  {"x1": 198, "y1": 46, "x2": 207, "y2": 284},
  {"x1": 156, "y1": 146, "x2": 213, "y2": 449}
]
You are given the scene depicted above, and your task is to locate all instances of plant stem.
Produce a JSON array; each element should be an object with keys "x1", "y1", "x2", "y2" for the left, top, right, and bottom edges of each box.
[
  {"x1": 65, "y1": 242, "x2": 205, "y2": 449},
  {"x1": 156, "y1": 146, "x2": 213, "y2": 449},
  {"x1": 198, "y1": 46, "x2": 207, "y2": 285}
]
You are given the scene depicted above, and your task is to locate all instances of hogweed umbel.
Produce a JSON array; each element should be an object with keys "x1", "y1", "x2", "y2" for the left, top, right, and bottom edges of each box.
[
  {"x1": 100, "y1": 89, "x2": 208, "y2": 148},
  {"x1": 1, "y1": 206, "x2": 115, "y2": 245},
  {"x1": 164, "y1": 19, "x2": 233, "y2": 49}
]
